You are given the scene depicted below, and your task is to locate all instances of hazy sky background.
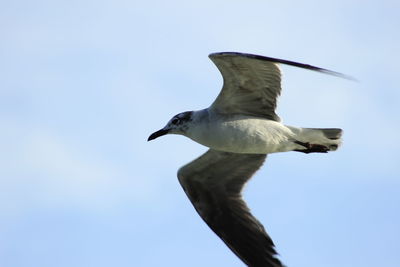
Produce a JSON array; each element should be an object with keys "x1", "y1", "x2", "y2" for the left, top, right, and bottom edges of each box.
[{"x1": 1, "y1": 1, "x2": 399, "y2": 267}]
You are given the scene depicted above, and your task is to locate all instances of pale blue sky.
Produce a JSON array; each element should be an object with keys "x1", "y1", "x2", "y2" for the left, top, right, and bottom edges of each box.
[{"x1": 1, "y1": 1, "x2": 399, "y2": 267}]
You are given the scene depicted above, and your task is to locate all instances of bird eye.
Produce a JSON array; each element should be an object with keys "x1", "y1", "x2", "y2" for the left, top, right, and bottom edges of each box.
[{"x1": 171, "y1": 118, "x2": 180, "y2": 125}]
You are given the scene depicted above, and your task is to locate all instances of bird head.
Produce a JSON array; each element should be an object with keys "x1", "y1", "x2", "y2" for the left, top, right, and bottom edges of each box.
[{"x1": 148, "y1": 111, "x2": 193, "y2": 141}]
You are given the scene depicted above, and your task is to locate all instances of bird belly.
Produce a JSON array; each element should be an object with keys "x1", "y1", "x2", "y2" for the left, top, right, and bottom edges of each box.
[{"x1": 189, "y1": 118, "x2": 297, "y2": 154}]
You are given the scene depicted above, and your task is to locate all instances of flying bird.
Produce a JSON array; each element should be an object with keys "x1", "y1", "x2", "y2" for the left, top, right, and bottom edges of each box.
[{"x1": 148, "y1": 52, "x2": 347, "y2": 267}]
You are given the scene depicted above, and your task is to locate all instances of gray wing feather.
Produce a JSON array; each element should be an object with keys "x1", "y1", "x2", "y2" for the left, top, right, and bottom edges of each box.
[
  {"x1": 178, "y1": 149, "x2": 285, "y2": 267},
  {"x1": 209, "y1": 53, "x2": 282, "y2": 121},
  {"x1": 209, "y1": 52, "x2": 354, "y2": 121}
]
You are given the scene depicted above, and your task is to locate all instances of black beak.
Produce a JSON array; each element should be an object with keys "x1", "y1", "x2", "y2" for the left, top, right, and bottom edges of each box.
[{"x1": 147, "y1": 129, "x2": 169, "y2": 141}]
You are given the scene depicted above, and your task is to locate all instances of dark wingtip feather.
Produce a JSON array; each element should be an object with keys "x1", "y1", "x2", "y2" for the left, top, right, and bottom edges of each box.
[{"x1": 209, "y1": 52, "x2": 357, "y2": 81}]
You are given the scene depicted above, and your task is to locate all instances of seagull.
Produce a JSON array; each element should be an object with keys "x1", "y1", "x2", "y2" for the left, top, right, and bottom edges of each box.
[{"x1": 148, "y1": 52, "x2": 347, "y2": 267}]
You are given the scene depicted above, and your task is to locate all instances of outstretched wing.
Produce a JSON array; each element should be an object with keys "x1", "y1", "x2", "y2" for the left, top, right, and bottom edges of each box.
[
  {"x1": 178, "y1": 149, "x2": 284, "y2": 267},
  {"x1": 209, "y1": 52, "x2": 352, "y2": 121},
  {"x1": 209, "y1": 52, "x2": 282, "y2": 121}
]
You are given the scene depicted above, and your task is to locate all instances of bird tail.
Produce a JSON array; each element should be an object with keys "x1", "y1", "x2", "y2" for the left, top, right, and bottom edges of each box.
[
  {"x1": 308, "y1": 128, "x2": 343, "y2": 141},
  {"x1": 289, "y1": 127, "x2": 343, "y2": 153}
]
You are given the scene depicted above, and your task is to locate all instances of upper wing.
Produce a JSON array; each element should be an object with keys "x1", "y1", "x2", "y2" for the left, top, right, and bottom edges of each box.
[
  {"x1": 209, "y1": 52, "x2": 353, "y2": 121},
  {"x1": 178, "y1": 149, "x2": 284, "y2": 267},
  {"x1": 209, "y1": 52, "x2": 282, "y2": 121}
]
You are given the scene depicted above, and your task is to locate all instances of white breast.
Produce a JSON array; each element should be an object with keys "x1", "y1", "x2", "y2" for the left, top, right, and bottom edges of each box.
[{"x1": 186, "y1": 114, "x2": 296, "y2": 154}]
